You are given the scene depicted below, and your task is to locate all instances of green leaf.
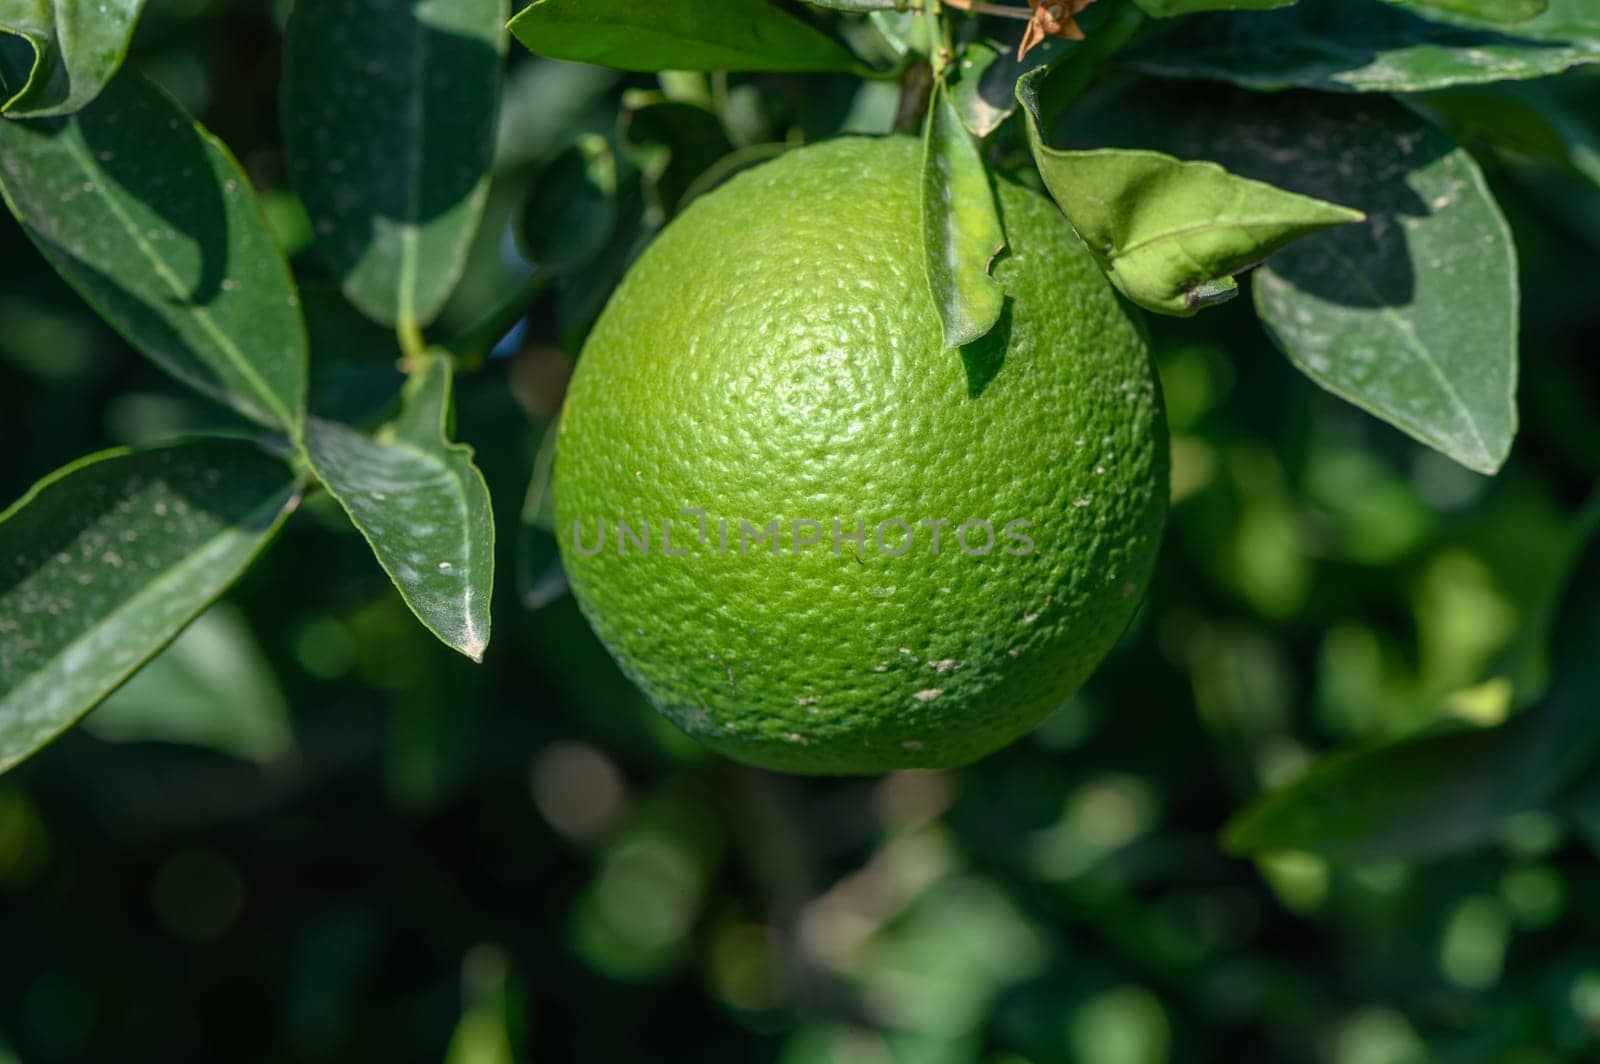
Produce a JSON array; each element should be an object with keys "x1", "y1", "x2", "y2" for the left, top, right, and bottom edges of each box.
[
  {"x1": 305, "y1": 355, "x2": 494, "y2": 661},
  {"x1": 621, "y1": 91, "x2": 734, "y2": 218},
  {"x1": 1226, "y1": 499, "x2": 1600, "y2": 863},
  {"x1": 516, "y1": 421, "x2": 567, "y2": 611},
  {"x1": 508, "y1": 0, "x2": 859, "y2": 73},
  {"x1": 1410, "y1": 82, "x2": 1600, "y2": 192},
  {"x1": 1124, "y1": 0, "x2": 1600, "y2": 93},
  {"x1": 1058, "y1": 83, "x2": 1517, "y2": 472},
  {"x1": 0, "y1": 440, "x2": 300, "y2": 775},
  {"x1": 804, "y1": 0, "x2": 905, "y2": 10},
  {"x1": 1132, "y1": 0, "x2": 1296, "y2": 15},
  {"x1": 922, "y1": 81, "x2": 1006, "y2": 352},
  {"x1": 283, "y1": 0, "x2": 508, "y2": 329},
  {"x1": 1016, "y1": 67, "x2": 1361, "y2": 317},
  {"x1": 948, "y1": 7, "x2": 1146, "y2": 138},
  {"x1": 518, "y1": 133, "x2": 620, "y2": 276},
  {"x1": 86, "y1": 604, "x2": 293, "y2": 763},
  {"x1": 0, "y1": 0, "x2": 145, "y2": 117},
  {"x1": 1249, "y1": 106, "x2": 1519, "y2": 474},
  {"x1": 948, "y1": 37, "x2": 1065, "y2": 140},
  {"x1": 0, "y1": 75, "x2": 308, "y2": 434},
  {"x1": 1385, "y1": 0, "x2": 1547, "y2": 23}
]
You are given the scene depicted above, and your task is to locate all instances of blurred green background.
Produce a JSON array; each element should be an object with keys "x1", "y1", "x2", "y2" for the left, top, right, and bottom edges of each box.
[{"x1": 3, "y1": 2, "x2": 1600, "y2": 1061}]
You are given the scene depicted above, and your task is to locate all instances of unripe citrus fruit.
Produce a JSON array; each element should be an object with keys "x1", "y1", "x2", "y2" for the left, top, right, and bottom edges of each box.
[{"x1": 553, "y1": 135, "x2": 1167, "y2": 774}]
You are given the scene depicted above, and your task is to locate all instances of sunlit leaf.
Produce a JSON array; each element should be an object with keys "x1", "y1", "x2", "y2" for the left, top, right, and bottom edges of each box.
[
  {"x1": 283, "y1": 0, "x2": 508, "y2": 328},
  {"x1": 1017, "y1": 67, "x2": 1361, "y2": 317},
  {"x1": 0, "y1": 0, "x2": 145, "y2": 117},
  {"x1": 0, "y1": 76, "x2": 308, "y2": 434},
  {"x1": 1124, "y1": 0, "x2": 1600, "y2": 93},
  {"x1": 0, "y1": 440, "x2": 300, "y2": 774},
  {"x1": 1384, "y1": 0, "x2": 1547, "y2": 23},
  {"x1": 305, "y1": 355, "x2": 494, "y2": 661},
  {"x1": 1058, "y1": 82, "x2": 1518, "y2": 473},
  {"x1": 922, "y1": 81, "x2": 1005, "y2": 351},
  {"x1": 1226, "y1": 500, "x2": 1600, "y2": 862},
  {"x1": 508, "y1": 0, "x2": 859, "y2": 74}
]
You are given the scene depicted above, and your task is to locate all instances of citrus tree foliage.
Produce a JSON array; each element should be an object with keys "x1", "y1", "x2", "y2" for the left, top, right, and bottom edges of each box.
[{"x1": 2, "y1": 0, "x2": 1600, "y2": 1055}]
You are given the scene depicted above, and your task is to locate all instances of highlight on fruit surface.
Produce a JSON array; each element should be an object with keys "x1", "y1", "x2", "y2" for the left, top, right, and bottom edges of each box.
[{"x1": 553, "y1": 135, "x2": 1168, "y2": 775}]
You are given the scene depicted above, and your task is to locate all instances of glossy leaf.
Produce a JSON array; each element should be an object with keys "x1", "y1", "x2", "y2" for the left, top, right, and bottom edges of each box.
[
  {"x1": 922, "y1": 82, "x2": 1006, "y2": 351},
  {"x1": 0, "y1": 440, "x2": 300, "y2": 775},
  {"x1": 0, "y1": 0, "x2": 145, "y2": 117},
  {"x1": 1124, "y1": 0, "x2": 1600, "y2": 93},
  {"x1": 284, "y1": 0, "x2": 508, "y2": 328},
  {"x1": 0, "y1": 76, "x2": 308, "y2": 434},
  {"x1": 87, "y1": 603, "x2": 293, "y2": 763},
  {"x1": 1226, "y1": 500, "x2": 1600, "y2": 862},
  {"x1": 305, "y1": 355, "x2": 494, "y2": 661},
  {"x1": 1059, "y1": 83, "x2": 1518, "y2": 473},
  {"x1": 509, "y1": 0, "x2": 858, "y2": 73},
  {"x1": 1017, "y1": 68, "x2": 1361, "y2": 317},
  {"x1": 1386, "y1": 0, "x2": 1547, "y2": 22},
  {"x1": 1132, "y1": 0, "x2": 1295, "y2": 15}
]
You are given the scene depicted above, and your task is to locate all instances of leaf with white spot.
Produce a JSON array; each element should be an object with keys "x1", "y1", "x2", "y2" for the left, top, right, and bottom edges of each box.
[
  {"x1": 0, "y1": 0, "x2": 146, "y2": 117},
  {"x1": 1123, "y1": 0, "x2": 1600, "y2": 93},
  {"x1": 306, "y1": 355, "x2": 494, "y2": 661},
  {"x1": 283, "y1": 0, "x2": 508, "y2": 328},
  {"x1": 0, "y1": 440, "x2": 301, "y2": 775},
  {"x1": 0, "y1": 75, "x2": 308, "y2": 434},
  {"x1": 1017, "y1": 67, "x2": 1363, "y2": 317},
  {"x1": 1056, "y1": 81, "x2": 1518, "y2": 472}
]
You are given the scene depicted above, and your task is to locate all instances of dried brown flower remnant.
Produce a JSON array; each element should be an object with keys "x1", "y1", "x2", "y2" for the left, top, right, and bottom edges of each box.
[{"x1": 1019, "y1": 0, "x2": 1099, "y2": 60}]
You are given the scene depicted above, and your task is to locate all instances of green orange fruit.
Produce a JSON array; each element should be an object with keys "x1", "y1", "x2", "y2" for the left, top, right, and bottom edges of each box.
[{"x1": 553, "y1": 135, "x2": 1167, "y2": 774}]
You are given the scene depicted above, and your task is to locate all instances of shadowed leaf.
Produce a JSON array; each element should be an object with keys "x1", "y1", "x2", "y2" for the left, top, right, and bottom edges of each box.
[
  {"x1": 1124, "y1": 0, "x2": 1600, "y2": 93},
  {"x1": 87, "y1": 603, "x2": 293, "y2": 763},
  {"x1": 0, "y1": 76, "x2": 308, "y2": 434},
  {"x1": 284, "y1": 0, "x2": 508, "y2": 328},
  {"x1": 1057, "y1": 82, "x2": 1518, "y2": 473},
  {"x1": 0, "y1": 440, "x2": 300, "y2": 774},
  {"x1": 1226, "y1": 500, "x2": 1600, "y2": 862},
  {"x1": 0, "y1": 0, "x2": 146, "y2": 117},
  {"x1": 1017, "y1": 67, "x2": 1361, "y2": 317}
]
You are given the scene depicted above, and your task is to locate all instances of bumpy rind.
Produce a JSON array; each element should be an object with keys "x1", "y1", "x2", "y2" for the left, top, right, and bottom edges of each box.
[{"x1": 554, "y1": 135, "x2": 1168, "y2": 774}]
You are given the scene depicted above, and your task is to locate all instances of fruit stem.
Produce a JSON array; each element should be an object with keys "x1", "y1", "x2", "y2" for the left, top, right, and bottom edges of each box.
[{"x1": 894, "y1": 61, "x2": 934, "y2": 134}]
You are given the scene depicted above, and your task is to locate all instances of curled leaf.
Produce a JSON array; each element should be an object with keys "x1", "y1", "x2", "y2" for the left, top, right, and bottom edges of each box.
[
  {"x1": 1015, "y1": 66, "x2": 1363, "y2": 316},
  {"x1": 921, "y1": 82, "x2": 1007, "y2": 352}
]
